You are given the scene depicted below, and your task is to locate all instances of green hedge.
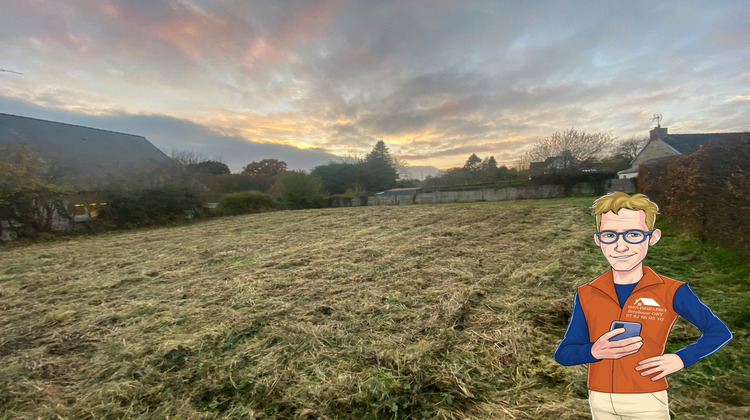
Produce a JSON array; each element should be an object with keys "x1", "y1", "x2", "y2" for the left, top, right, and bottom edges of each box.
[
  {"x1": 217, "y1": 191, "x2": 277, "y2": 215},
  {"x1": 97, "y1": 187, "x2": 206, "y2": 229},
  {"x1": 420, "y1": 180, "x2": 529, "y2": 193}
]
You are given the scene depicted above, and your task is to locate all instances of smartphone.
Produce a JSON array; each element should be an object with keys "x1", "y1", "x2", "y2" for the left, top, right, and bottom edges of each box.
[{"x1": 609, "y1": 321, "x2": 642, "y2": 341}]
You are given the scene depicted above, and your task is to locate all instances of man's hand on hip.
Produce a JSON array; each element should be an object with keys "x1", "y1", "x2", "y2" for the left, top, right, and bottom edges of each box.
[
  {"x1": 635, "y1": 354, "x2": 685, "y2": 381},
  {"x1": 591, "y1": 328, "x2": 643, "y2": 360}
]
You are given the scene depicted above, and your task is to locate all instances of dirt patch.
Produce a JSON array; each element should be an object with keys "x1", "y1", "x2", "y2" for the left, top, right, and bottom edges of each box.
[
  {"x1": 46, "y1": 333, "x2": 99, "y2": 356},
  {"x1": 0, "y1": 331, "x2": 54, "y2": 356}
]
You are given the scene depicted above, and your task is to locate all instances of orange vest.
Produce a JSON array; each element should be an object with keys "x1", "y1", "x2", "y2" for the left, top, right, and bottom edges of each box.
[{"x1": 577, "y1": 266, "x2": 684, "y2": 393}]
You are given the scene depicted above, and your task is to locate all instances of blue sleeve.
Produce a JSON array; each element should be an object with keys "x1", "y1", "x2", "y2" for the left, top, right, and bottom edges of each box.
[
  {"x1": 673, "y1": 284, "x2": 732, "y2": 368},
  {"x1": 554, "y1": 293, "x2": 600, "y2": 366}
]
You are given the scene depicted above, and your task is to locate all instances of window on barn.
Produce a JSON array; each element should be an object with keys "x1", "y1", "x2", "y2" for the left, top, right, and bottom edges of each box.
[
  {"x1": 88, "y1": 203, "x2": 101, "y2": 216},
  {"x1": 73, "y1": 203, "x2": 107, "y2": 221},
  {"x1": 74, "y1": 204, "x2": 87, "y2": 216}
]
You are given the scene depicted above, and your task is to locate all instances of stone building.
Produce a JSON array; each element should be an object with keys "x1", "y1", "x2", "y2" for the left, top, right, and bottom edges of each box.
[{"x1": 617, "y1": 125, "x2": 743, "y2": 180}]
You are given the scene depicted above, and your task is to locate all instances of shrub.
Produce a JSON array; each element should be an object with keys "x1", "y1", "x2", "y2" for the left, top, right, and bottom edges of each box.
[
  {"x1": 0, "y1": 144, "x2": 75, "y2": 239},
  {"x1": 97, "y1": 187, "x2": 206, "y2": 229},
  {"x1": 531, "y1": 171, "x2": 615, "y2": 194},
  {"x1": 273, "y1": 171, "x2": 326, "y2": 210},
  {"x1": 327, "y1": 193, "x2": 354, "y2": 208},
  {"x1": 217, "y1": 191, "x2": 277, "y2": 215}
]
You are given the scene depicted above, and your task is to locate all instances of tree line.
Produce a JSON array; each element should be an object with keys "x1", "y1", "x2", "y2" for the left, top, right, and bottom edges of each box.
[
  {"x1": 172, "y1": 128, "x2": 646, "y2": 198},
  {"x1": 1, "y1": 129, "x2": 647, "y2": 239}
]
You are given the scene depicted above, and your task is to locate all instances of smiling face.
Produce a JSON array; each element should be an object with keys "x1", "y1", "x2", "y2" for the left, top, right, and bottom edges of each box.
[{"x1": 595, "y1": 208, "x2": 661, "y2": 272}]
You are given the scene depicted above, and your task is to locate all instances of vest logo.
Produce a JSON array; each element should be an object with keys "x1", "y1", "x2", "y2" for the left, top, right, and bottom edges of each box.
[{"x1": 634, "y1": 297, "x2": 661, "y2": 307}]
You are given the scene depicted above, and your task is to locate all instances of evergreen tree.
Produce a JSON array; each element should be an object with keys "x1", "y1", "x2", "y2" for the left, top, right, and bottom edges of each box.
[
  {"x1": 485, "y1": 156, "x2": 498, "y2": 170},
  {"x1": 363, "y1": 141, "x2": 398, "y2": 192},
  {"x1": 462, "y1": 153, "x2": 482, "y2": 182},
  {"x1": 479, "y1": 156, "x2": 500, "y2": 181},
  {"x1": 464, "y1": 154, "x2": 482, "y2": 172},
  {"x1": 312, "y1": 162, "x2": 367, "y2": 194}
]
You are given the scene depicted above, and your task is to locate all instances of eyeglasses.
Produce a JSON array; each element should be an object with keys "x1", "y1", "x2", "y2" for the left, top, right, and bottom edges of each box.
[{"x1": 596, "y1": 229, "x2": 654, "y2": 244}]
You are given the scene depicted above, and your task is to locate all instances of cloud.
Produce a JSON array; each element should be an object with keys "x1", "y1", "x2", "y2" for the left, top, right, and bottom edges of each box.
[
  {"x1": 0, "y1": 96, "x2": 337, "y2": 172},
  {"x1": 1, "y1": 1, "x2": 748, "y2": 169}
]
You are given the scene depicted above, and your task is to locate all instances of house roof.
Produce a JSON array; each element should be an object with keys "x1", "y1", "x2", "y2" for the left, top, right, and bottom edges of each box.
[
  {"x1": 528, "y1": 150, "x2": 581, "y2": 177},
  {"x1": 660, "y1": 133, "x2": 743, "y2": 154},
  {"x1": 529, "y1": 161, "x2": 547, "y2": 171},
  {"x1": 378, "y1": 187, "x2": 420, "y2": 196},
  {"x1": 619, "y1": 157, "x2": 665, "y2": 175},
  {"x1": 0, "y1": 113, "x2": 175, "y2": 188},
  {"x1": 619, "y1": 129, "x2": 745, "y2": 177}
]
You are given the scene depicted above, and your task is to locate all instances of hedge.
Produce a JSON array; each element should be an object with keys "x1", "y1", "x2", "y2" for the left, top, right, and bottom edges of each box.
[
  {"x1": 639, "y1": 133, "x2": 750, "y2": 257},
  {"x1": 97, "y1": 187, "x2": 206, "y2": 229},
  {"x1": 217, "y1": 191, "x2": 277, "y2": 215}
]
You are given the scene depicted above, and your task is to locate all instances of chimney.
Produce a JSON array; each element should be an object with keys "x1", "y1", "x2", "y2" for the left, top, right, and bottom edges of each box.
[{"x1": 649, "y1": 126, "x2": 667, "y2": 141}]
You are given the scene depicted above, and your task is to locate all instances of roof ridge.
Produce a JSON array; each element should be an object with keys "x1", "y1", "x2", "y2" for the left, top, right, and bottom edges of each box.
[
  {"x1": 662, "y1": 132, "x2": 744, "y2": 136},
  {"x1": 0, "y1": 112, "x2": 147, "y2": 139}
]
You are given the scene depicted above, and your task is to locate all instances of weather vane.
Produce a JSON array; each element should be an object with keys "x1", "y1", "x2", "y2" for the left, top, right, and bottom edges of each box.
[{"x1": 651, "y1": 114, "x2": 663, "y2": 128}]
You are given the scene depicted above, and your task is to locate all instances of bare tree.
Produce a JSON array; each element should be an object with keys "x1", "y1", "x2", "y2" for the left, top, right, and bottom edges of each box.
[
  {"x1": 167, "y1": 148, "x2": 208, "y2": 168},
  {"x1": 517, "y1": 128, "x2": 616, "y2": 169},
  {"x1": 393, "y1": 155, "x2": 410, "y2": 180},
  {"x1": 337, "y1": 151, "x2": 364, "y2": 165},
  {"x1": 616, "y1": 136, "x2": 648, "y2": 161}
]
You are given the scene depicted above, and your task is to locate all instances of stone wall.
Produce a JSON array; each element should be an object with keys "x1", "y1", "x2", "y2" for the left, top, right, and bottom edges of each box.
[
  {"x1": 606, "y1": 178, "x2": 636, "y2": 193},
  {"x1": 368, "y1": 182, "x2": 597, "y2": 206}
]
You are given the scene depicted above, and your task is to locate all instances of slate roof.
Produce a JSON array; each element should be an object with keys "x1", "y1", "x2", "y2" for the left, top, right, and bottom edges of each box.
[
  {"x1": 618, "y1": 158, "x2": 665, "y2": 175},
  {"x1": 0, "y1": 113, "x2": 176, "y2": 188},
  {"x1": 618, "y1": 129, "x2": 745, "y2": 178},
  {"x1": 528, "y1": 150, "x2": 581, "y2": 177},
  {"x1": 660, "y1": 133, "x2": 743, "y2": 154}
]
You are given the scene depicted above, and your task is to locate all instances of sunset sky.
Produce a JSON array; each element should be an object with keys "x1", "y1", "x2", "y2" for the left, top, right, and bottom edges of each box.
[{"x1": 1, "y1": 1, "x2": 748, "y2": 174}]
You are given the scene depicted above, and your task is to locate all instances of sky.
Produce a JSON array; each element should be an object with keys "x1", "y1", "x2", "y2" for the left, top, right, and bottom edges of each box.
[{"x1": 1, "y1": 0, "x2": 748, "y2": 174}]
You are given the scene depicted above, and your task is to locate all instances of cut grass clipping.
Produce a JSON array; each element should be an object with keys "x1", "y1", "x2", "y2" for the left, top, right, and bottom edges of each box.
[{"x1": 1, "y1": 197, "x2": 747, "y2": 419}]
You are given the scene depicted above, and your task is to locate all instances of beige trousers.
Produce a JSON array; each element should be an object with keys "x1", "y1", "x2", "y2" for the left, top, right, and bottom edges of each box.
[{"x1": 589, "y1": 390, "x2": 670, "y2": 420}]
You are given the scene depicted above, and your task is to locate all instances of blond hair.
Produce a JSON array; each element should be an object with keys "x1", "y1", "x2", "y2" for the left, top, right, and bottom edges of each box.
[{"x1": 591, "y1": 192, "x2": 660, "y2": 231}]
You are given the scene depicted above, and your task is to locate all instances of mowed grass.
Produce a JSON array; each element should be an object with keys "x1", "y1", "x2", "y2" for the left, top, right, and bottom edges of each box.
[{"x1": 1, "y1": 198, "x2": 747, "y2": 419}]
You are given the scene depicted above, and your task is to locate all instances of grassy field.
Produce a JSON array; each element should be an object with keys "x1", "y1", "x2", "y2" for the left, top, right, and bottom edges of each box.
[{"x1": 1, "y1": 197, "x2": 747, "y2": 419}]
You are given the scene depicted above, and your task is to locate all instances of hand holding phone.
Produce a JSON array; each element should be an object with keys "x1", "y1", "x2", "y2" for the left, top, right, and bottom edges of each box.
[
  {"x1": 591, "y1": 321, "x2": 643, "y2": 360},
  {"x1": 609, "y1": 321, "x2": 642, "y2": 341}
]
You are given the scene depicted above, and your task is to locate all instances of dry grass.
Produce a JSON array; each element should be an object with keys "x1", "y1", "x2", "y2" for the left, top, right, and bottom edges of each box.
[{"x1": 1, "y1": 198, "x2": 746, "y2": 419}]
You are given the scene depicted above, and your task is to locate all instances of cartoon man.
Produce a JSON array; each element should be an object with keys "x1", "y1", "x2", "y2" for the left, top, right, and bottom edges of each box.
[{"x1": 554, "y1": 192, "x2": 732, "y2": 419}]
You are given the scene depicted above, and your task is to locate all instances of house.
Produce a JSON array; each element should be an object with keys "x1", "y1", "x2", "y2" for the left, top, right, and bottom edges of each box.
[
  {"x1": 528, "y1": 150, "x2": 580, "y2": 179},
  {"x1": 0, "y1": 113, "x2": 176, "y2": 188},
  {"x1": 617, "y1": 125, "x2": 744, "y2": 180},
  {"x1": 0, "y1": 113, "x2": 180, "y2": 238},
  {"x1": 528, "y1": 150, "x2": 610, "y2": 180}
]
